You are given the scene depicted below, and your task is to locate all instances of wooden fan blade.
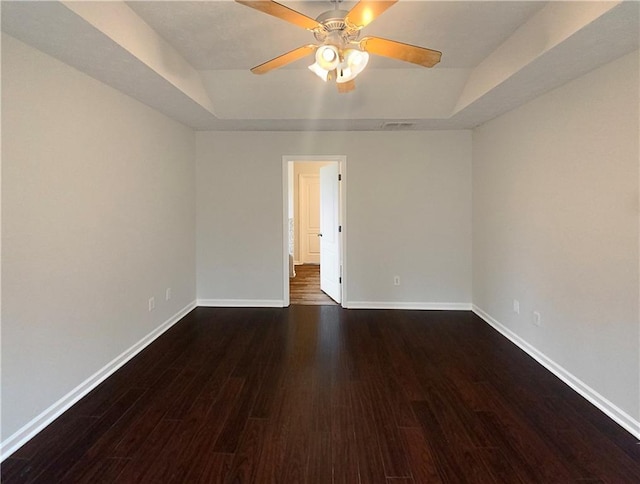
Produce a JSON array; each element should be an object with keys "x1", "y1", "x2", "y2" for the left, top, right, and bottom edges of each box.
[
  {"x1": 236, "y1": 1, "x2": 321, "y2": 30},
  {"x1": 360, "y1": 36, "x2": 442, "y2": 67},
  {"x1": 337, "y1": 80, "x2": 356, "y2": 93},
  {"x1": 251, "y1": 44, "x2": 317, "y2": 75},
  {"x1": 345, "y1": 1, "x2": 398, "y2": 30}
]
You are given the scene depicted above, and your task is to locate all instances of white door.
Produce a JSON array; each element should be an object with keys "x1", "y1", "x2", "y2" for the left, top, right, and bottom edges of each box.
[
  {"x1": 299, "y1": 174, "x2": 321, "y2": 264},
  {"x1": 319, "y1": 164, "x2": 341, "y2": 304}
]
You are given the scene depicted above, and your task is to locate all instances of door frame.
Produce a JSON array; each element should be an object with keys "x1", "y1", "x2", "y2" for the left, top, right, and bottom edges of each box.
[{"x1": 282, "y1": 155, "x2": 347, "y2": 307}]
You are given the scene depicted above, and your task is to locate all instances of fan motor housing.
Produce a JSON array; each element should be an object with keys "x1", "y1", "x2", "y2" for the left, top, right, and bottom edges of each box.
[{"x1": 314, "y1": 9, "x2": 360, "y2": 44}]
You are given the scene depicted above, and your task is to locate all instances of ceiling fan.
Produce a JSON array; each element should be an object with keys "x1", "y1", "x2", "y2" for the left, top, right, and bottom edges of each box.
[{"x1": 236, "y1": 0, "x2": 442, "y2": 92}]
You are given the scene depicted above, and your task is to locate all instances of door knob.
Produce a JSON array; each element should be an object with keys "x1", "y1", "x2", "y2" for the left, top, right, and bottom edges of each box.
[{"x1": 317, "y1": 233, "x2": 323, "y2": 237}]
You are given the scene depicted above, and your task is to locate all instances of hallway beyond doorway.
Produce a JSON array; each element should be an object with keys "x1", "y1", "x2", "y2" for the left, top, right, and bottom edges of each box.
[{"x1": 289, "y1": 265, "x2": 337, "y2": 306}]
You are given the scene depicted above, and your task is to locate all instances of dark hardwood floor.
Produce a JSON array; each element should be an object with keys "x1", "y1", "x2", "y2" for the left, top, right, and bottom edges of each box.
[
  {"x1": 290, "y1": 264, "x2": 337, "y2": 306},
  {"x1": 3, "y1": 307, "x2": 639, "y2": 483}
]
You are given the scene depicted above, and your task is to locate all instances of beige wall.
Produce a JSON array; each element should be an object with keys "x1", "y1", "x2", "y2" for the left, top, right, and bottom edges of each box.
[
  {"x1": 472, "y1": 50, "x2": 639, "y2": 426},
  {"x1": 1, "y1": 35, "x2": 196, "y2": 441}
]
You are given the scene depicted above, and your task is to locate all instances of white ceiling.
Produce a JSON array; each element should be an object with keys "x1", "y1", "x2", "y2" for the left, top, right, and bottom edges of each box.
[
  {"x1": 126, "y1": 1, "x2": 544, "y2": 69},
  {"x1": 2, "y1": 1, "x2": 638, "y2": 131}
]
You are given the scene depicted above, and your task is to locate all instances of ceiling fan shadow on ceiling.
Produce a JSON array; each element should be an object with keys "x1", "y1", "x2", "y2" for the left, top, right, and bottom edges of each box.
[{"x1": 235, "y1": 0, "x2": 442, "y2": 93}]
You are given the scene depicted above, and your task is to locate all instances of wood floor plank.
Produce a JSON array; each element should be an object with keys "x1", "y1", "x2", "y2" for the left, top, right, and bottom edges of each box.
[
  {"x1": 214, "y1": 358, "x2": 272, "y2": 452},
  {"x1": 252, "y1": 369, "x2": 296, "y2": 483},
  {"x1": 350, "y1": 383, "x2": 387, "y2": 484},
  {"x1": 412, "y1": 400, "x2": 489, "y2": 483},
  {"x1": 278, "y1": 375, "x2": 314, "y2": 482},
  {"x1": 253, "y1": 421, "x2": 288, "y2": 484},
  {"x1": 191, "y1": 453, "x2": 233, "y2": 484},
  {"x1": 474, "y1": 383, "x2": 576, "y2": 483},
  {"x1": 289, "y1": 264, "x2": 337, "y2": 305},
  {"x1": 108, "y1": 367, "x2": 189, "y2": 458},
  {"x1": 139, "y1": 394, "x2": 221, "y2": 483},
  {"x1": 279, "y1": 428, "x2": 310, "y2": 483},
  {"x1": 0, "y1": 458, "x2": 32, "y2": 483},
  {"x1": 426, "y1": 380, "x2": 495, "y2": 449},
  {"x1": 4, "y1": 308, "x2": 640, "y2": 483},
  {"x1": 10, "y1": 413, "x2": 95, "y2": 461},
  {"x1": 58, "y1": 457, "x2": 130, "y2": 484},
  {"x1": 4, "y1": 416, "x2": 99, "y2": 482},
  {"x1": 476, "y1": 447, "x2": 529, "y2": 484},
  {"x1": 225, "y1": 418, "x2": 267, "y2": 483},
  {"x1": 474, "y1": 410, "x2": 547, "y2": 483},
  {"x1": 400, "y1": 427, "x2": 443, "y2": 484},
  {"x1": 164, "y1": 334, "x2": 238, "y2": 418},
  {"x1": 112, "y1": 419, "x2": 182, "y2": 482},
  {"x1": 32, "y1": 388, "x2": 146, "y2": 483},
  {"x1": 331, "y1": 401, "x2": 360, "y2": 484},
  {"x1": 378, "y1": 314, "x2": 426, "y2": 401},
  {"x1": 552, "y1": 387, "x2": 640, "y2": 458},
  {"x1": 305, "y1": 431, "x2": 332, "y2": 484},
  {"x1": 179, "y1": 377, "x2": 246, "y2": 481},
  {"x1": 360, "y1": 377, "x2": 412, "y2": 478}
]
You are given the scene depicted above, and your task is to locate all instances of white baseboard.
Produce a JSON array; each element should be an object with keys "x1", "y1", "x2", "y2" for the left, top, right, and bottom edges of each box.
[
  {"x1": 0, "y1": 300, "x2": 197, "y2": 461},
  {"x1": 197, "y1": 299, "x2": 284, "y2": 308},
  {"x1": 472, "y1": 305, "x2": 640, "y2": 440},
  {"x1": 345, "y1": 301, "x2": 472, "y2": 311}
]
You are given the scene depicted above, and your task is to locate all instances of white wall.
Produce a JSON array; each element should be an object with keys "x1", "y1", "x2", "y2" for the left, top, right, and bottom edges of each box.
[
  {"x1": 472, "y1": 51, "x2": 639, "y2": 428},
  {"x1": 196, "y1": 130, "x2": 472, "y2": 308},
  {"x1": 1, "y1": 35, "x2": 196, "y2": 442}
]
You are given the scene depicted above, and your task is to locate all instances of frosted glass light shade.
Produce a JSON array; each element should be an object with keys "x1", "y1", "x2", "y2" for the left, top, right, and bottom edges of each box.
[
  {"x1": 315, "y1": 45, "x2": 340, "y2": 70},
  {"x1": 308, "y1": 62, "x2": 329, "y2": 81},
  {"x1": 336, "y1": 48, "x2": 369, "y2": 83}
]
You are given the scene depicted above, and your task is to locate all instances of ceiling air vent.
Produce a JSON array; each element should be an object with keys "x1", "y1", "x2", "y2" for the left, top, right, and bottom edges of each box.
[{"x1": 382, "y1": 122, "x2": 415, "y2": 130}]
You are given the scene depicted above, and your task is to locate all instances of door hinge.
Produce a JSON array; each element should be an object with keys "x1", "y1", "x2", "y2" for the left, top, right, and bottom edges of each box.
[
  {"x1": 338, "y1": 174, "x2": 342, "y2": 181},
  {"x1": 338, "y1": 225, "x2": 342, "y2": 233},
  {"x1": 339, "y1": 277, "x2": 342, "y2": 284}
]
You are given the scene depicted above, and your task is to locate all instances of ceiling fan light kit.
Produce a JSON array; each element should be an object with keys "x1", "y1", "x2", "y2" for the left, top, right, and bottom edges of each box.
[
  {"x1": 309, "y1": 44, "x2": 369, "y2": 83},
  {"x1": 236, "y1": 0, "x2": 442, "y2": 92}
]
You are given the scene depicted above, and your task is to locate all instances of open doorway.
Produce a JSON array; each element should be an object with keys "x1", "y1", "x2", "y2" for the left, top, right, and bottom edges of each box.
[{"x1": 283, "y1": 156, "x2": 346, "y2": 307}]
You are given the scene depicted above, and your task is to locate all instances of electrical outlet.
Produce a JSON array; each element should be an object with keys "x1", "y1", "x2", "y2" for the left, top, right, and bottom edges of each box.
[
  {"x1": 513, "y1": 299, "x2": 520, "y2": 314},
  {"x1": 166, "y1": 288, "x2": 171, "y2": 301},
  {"x1": 533, "y1": 311, "x2": 541, "y2": 327},
  {"x1": 148, "y1": 297, "x2": 155, "y2": 312},
  {"x1": 393, "y1": 276, "x2": 400, "y2": 286}
]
